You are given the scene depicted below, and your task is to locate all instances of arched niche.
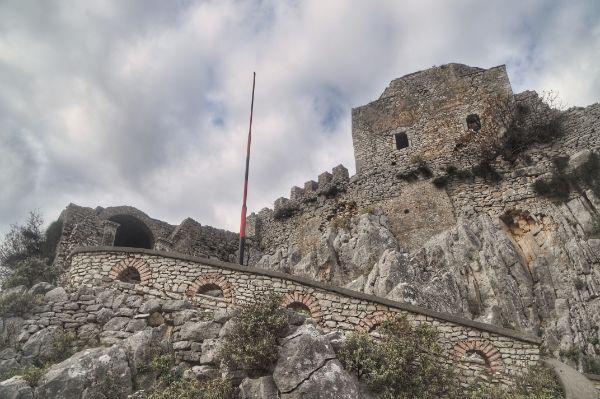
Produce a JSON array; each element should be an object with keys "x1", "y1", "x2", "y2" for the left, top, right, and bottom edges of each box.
[{"x1": 109, "y1": 215, "x2": 154, "y2": 249}]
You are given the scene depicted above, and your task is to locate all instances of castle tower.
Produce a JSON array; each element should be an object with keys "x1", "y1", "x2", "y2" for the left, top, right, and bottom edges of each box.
[{"x1": 351, "y1": 63, "x2": 513, "y2": 175}]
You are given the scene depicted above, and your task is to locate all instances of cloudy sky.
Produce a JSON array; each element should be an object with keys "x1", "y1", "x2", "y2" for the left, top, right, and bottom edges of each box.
[{"x1": 0, "y1": 0, "x2": 599, "y2": 235}]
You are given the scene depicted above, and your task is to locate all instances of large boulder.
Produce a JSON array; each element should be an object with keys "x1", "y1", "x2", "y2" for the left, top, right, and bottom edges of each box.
[
  {"x1": 239, "y1": 376, "x2": 279, "y2": 399},
  {"x1": 21, "y1": 326, "x2": 63, "y2": 364},
  {"x1": 44, "y1": 287, "x2": 68, "y2": 303},
  {"x1": 0, "y1": 376, "x2": 33, "y2": 399},
  {"x1": 178, "y1": 321, "x2": 221, "y2": 341},
  {"x1": 280, "y1": 360, "x2": 361, "y2": 399},
  {"x1": 272, "y1": 324, "x2": 336, "y2": 394},
  {"x1": 122, "y1": 329, "x2": 166, "y2": 390},
  {"x1": 34, "y1": 345, "x2": 132, "y2": 399}
]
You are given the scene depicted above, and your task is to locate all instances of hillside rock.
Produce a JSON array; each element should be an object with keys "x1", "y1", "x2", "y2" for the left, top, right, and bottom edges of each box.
[
  {"x1": 257, "y1": 190, "x2": 600, "y2": 371},
  {"x1": 34, "y1": 345, "x2": 132, "y2": 399},
  {"x1": 0, "y1": 376, "x2": 33, "y2": 399}
]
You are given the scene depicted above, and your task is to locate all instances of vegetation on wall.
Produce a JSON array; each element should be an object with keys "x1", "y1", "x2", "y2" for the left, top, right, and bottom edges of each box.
[
  {"x1": 338, "y1": 316, "x2": 564, "y2": 399},
  {"x1": 135, "y1": 345, "x2": 235, "y2": 399},
  {"x1": 217, "y1": 294, "x2": 287, "y2": 373},
  {"x1": 487, "y1": 91, "x2": 565, "y2": 163},
  {"x1": 533, "y1": 152, "x2": 600, "y2": 202},
  {"x1": 464, "y1": 365, "x2": 563, "y2": 399},
  {"x1": 432, "y1": 160, "x2": 502, "y2": 189},
  {"x1": 0, "y1": 211, "x2": 62, "y2": 289},
  {"x1": 338, "y1": 317, "x2": 459, "y2": 399}
]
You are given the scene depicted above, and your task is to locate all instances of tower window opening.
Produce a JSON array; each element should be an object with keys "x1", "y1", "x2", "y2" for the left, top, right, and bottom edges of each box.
[
  {"x1": 466, "y1": 114, "x2": 481, "y2": 132},
  {"x1": 394, "y1": 132, "x2": 409, "y2": 150}
]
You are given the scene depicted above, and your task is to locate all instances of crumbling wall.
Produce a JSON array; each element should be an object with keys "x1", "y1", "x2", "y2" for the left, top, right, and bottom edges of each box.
[{"x1": 53, "y1": 204, "x2": 239, "y2": 269}]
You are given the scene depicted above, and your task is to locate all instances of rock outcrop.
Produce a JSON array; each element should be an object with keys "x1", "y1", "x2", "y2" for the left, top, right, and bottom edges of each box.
[{"x1": 254, "y1": 190, "x2": 600, "y2": 372}]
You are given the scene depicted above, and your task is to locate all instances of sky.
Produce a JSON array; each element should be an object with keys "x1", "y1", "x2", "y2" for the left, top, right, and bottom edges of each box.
[{"x1": 0, "y1": 0, "x2": 599, "y2": 236}]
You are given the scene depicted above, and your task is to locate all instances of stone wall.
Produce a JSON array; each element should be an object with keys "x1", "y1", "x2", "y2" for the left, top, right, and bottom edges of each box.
[{"x1": 67, "y1": 246, "x2": 541, "y2": 387}]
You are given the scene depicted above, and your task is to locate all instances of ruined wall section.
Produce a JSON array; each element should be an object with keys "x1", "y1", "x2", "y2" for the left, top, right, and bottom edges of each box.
[
  {"x1": 351, "y1": 63, "x2": 512, "y2": 175},
  {"x1": 445, "y1": 102, "x2": 600, "y2": 218},
  {"x1": 54, "y1": 204, "x2": 239, "y2": 269}
]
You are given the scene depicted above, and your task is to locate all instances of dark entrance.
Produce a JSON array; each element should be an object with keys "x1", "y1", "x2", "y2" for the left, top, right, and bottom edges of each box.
[{"x1": 109, "y1": 215, "x2": 153, "y2": 249}]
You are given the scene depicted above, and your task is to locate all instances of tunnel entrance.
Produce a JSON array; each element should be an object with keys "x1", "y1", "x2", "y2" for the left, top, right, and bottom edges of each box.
[{"x1": 109, "y1": 215, "x2": 154, "y2": 249}]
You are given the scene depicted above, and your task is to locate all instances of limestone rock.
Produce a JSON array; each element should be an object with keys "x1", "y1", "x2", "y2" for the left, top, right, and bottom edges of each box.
[
  {"x1": 122, "y1": 329, "x2": 166, "y2": 390},
  {"x1": 239, "y1": 376, "x2": 279, "y2": 399},
  {"x1": 273, "y1": 324, "x2": 336, "y2": 393},
  {"x1": 280, "y1": 360, "x2": 360, "y2": 399},
  {"x1": 0, "y1": 376, "x2": 33, "y2": 399},
  {"x1": 21, "y1": 326, "x2": 63, "y2": 363},
  {"x1": 44, "y1": 287, "x2": 68, "y2": 303},
  {"x1": 34, "y1": 346, "x2": 132, "y2": 399},
  {"x1": 178, "y1": 321, "x2": 221, "y2": 341},
  {"x1": 138, "y1": 299, "x2": 162, "y2": 315},
  {"x1": 28, "y1": 282, "x2": 55, "y2": 296}
]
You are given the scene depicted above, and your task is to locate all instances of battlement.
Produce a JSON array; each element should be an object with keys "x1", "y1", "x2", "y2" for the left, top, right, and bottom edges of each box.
[{"x1": 268, "y1": 164, "x2": 350, "y2": 217}]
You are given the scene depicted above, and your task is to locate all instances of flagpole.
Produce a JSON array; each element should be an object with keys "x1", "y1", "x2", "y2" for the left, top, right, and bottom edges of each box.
[{"x1": 238, "y1": 72, "x2": 256, "y2": 265}]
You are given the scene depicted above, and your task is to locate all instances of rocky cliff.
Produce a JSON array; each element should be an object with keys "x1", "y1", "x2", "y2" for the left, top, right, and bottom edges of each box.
[{"x1": 254, "y1": 181, "x2": 600, "y2": 373}]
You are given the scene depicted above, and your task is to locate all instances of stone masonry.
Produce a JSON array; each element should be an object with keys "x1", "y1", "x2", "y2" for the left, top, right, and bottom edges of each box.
[{"x1": 67, "y1": 246, "x2": 540, "y2": 388}]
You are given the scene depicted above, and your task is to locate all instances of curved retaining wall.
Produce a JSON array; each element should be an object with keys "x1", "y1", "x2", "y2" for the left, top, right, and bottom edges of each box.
[{"x1": 68, "y1": 246, "x2": 541, "y2": 386}]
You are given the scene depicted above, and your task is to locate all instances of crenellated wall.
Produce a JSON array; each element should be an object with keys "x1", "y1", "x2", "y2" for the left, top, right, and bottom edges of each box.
[{"x1": 67, "y1": 247, "x2": 541, "y2": 387}]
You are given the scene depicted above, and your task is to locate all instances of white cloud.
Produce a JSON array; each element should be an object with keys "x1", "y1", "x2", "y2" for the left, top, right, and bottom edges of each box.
[{"x1": 0, "y1": 0, "x2": 598, "y2": 235}]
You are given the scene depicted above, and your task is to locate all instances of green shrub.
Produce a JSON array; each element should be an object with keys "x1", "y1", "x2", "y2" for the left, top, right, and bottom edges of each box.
[
  {"x1": 0, "y1": 291, "x2": 42, "y2": 317},
  {"x1": 573, "y1": 277, "x2": 587, "y2": 291},
  {"x1": 22, "y1": 365, "x2": 48, "y2": 387},
  {"x1": 1, "y1": 211, "x2": 62, "y2": 288},
  {"x1": 86, "y1": 371, "x2": 129, "y2": 399},
  {"x1": 533, "y1": 174, "x2": 571, "y2": 202},
  {"x1": 148, "y1": 378, "x2": 235, "y2": 399},
  {"x1": 432, "y1": 176, "x2": 449, "y2": 188},
  {"x1": 465, "y1": 365, "x2": 562, "y2": 399},
  {"x1": 338, "y1": 317, "x2": 459, "y2": 399},
  {"x1": 471, "y1": 160, "x2": 502, "y2": 182},
  {"x1": 1, "y1": 257, "x2": 59, "y2": 290},
  {"x1": 560, "y1": 346, "x2": 580, "y2": 363},
  {"x1": 137, "y1": 345, "x2": 179, "y2": 387},
  {"x1": 217, "y1": 294, "x2": 287, "y2": 373},
  {"x1": 47, "y1": 330, "x2": 76, "y2": 364}
]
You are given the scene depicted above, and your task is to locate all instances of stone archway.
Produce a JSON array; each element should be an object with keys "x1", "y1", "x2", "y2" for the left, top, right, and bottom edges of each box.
[
  {"x1": 357, "y1": 310, "x2": 396, "y2": 333},
  {"x1": 451, "y1": 338, "x2": 503, "y2": 373},
  {"x1": 281, "y1": 292, "x2": 322, "y2": 321},
  {"x1": 186, "y1": 273, "x2": 234, "y2": 303},
  {"x1": 109, "y1": 258, "x2": 152, "y2": 285},
  {"x1": 109, "y1": 215, "x2": 154, "y2": 249}
]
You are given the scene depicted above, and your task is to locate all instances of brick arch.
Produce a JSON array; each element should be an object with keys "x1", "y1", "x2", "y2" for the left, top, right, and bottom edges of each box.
[
  {"x1": 357, "y1": 310, "x2": 396, "y2": 332},
  {"x1": 108, "y1": 258, "x2": 152, "y2": 285},
  {"x1": 186, "y1": 273, "x2": 234, "y2": 303},
  {"x1": 281, "y1": 291, "x2": 322, "y2": 321},
  {"x1": 451, "y1": 338, "x2": 503, "y2": 373}
]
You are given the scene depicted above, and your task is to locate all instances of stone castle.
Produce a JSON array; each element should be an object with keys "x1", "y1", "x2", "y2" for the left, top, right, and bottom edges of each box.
[{"x1": 40, "y1": 63, "x2": 600, "y2": 393}]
